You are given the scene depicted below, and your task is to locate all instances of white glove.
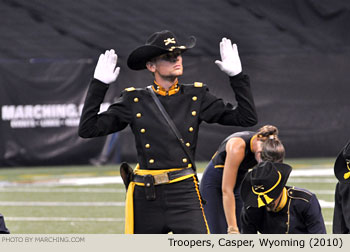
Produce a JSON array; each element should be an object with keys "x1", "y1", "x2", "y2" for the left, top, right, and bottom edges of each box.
[
  {"x1": 94, "y1": 49, "x2": 120, "y2": 84},
  {"x1": 215, "y1": 38, "x2": 242, "y2": 76}
]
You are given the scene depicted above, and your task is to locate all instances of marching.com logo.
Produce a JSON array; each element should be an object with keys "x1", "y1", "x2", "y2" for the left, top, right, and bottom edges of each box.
[{"x1": 1, "y1": 103, "x2": 110, "y2": 129}]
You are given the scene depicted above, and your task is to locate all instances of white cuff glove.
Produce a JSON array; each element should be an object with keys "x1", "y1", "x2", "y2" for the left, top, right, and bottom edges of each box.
[
  {"x1": 94, "y1": 49, "x2": 120, "y2": 84},
  {"x1": 215, "y1": 38, "x2": 242, "y2": 77}
]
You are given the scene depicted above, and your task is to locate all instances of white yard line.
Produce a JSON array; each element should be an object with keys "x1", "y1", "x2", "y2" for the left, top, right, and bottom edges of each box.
[
  {"x1": 0, "y1": 188, "x2": 125, "y2": 193},
  {"x1": 310, "y1": 190, "x2": 336, "y2": 195},
  {"x1": 4, "y1": 217, "x2": 334, "y2": 225},
  {"x1": 5, "y1": 217, "x2": 124, "y2": 222},
  {"x1": 0, "y1": 188, "x2": 336, "y2": 195},
  {"x1": 59, "y1": 176, "x2": 124, "y2": 185},
  {"x1": 318, "y1": 200, "x2": 334, "y2": 208},
  {"x1": 0, "y1": 169, "x2": 336, "y2": 187},
  {"x1": 288, "y1": 178, "x2": 337, "y2": 183},
  {"x1": 0, "y1": 199, "x2": 333, "y2": 208},
  {"x1": 0, "y1": 201, "x2": 125, "y2": 206},
  {"x1": 290, "y1": 168, "x2": 334, "y2": 177}
]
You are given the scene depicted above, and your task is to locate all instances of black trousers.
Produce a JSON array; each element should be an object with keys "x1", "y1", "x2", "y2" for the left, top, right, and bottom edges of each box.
[
  {"x1": 200, "y1": 160, "x2": 243, "y2": 233},
  {"x1": 333, "y1": 182, "x2": 350, "y2": 234},
  {"x1": 133, "y1": 176, "x2": 209, "y2": 234}
]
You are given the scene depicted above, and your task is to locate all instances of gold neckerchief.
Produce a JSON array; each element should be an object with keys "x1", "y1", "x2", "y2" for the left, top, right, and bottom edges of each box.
[{"x1": 152, "y1": 80, "x2": 180, "y2": 96}]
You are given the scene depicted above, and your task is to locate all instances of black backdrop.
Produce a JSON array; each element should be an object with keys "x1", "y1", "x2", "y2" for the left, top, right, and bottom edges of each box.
[{"x1": 1, "y1": 0, "x2": 350, "y2": 166}]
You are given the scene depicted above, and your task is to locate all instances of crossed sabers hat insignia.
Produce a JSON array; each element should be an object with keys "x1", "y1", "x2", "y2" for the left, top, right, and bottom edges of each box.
[
  {"x1": 252, "y1": 171, "x2": 282, "y2": 207},
  {"x1": 164, "y1": 38, "x2": 176, "y2": 46}
]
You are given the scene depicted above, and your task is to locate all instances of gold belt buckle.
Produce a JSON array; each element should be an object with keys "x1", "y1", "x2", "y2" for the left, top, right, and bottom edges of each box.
[{"x1": 153, "y1": 173, "x2": 169, "y2": 185}]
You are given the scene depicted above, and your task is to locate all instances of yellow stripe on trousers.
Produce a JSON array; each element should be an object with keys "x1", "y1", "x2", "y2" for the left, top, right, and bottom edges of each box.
[{"x1": 193, "y1": 175, "x2": 210, "y2": 234}]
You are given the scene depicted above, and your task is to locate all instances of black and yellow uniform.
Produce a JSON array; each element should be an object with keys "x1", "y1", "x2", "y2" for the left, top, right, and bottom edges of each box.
[
  {"x1": 241, "y1": 186, "x2": 326, "y2": 234},
  {"x1": 79, "y1": 73, "x2": 257, "y2": 233},
  {"x1": 199, "y1": 131, "x2": 257, "y2": 233}
]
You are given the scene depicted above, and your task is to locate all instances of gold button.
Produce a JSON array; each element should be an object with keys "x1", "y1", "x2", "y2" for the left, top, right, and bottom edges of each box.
[
  {"x1": 134, "y1": 97, "x2": 139, "y2": 103},
  {"x1": 140, "y1": 128, "x2": 146, "y2": 133},
  {"x1": 145, "y1": 144, "x2": 150, "y2": 149},
  {"x1": 192, "y1": 96, "x2": 197, "y2": 101},
  {"x1": 136, "y1": 113, "x2": 142, "y2": 118},
  {"x1": 182, "y1": 158, "x2": 188, "y2": 163},
  {"x1": 149, "y1": 159, "x2": 154, "y2": 164},
  {"x1": 186, "y1": 142, "x2": 190, "y2": 147},
  {"x1": 192, "y1": 111, "x2": 197, "y2": 116},
  {"x1": 189, "y1": 127, "x2": 194, "y2": 132}
]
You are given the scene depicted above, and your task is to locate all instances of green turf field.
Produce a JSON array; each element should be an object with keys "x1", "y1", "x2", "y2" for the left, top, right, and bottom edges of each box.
[{"x1": 0, "y1": 158, "x2": 337, "y2": 234}]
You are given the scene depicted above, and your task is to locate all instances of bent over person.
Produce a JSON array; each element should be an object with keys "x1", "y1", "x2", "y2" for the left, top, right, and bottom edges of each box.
[
  {"x1": 200, "y1": 125, "x2": 285, "y2": 234},
  {"x1": 333, "y1": 140, "x2": 350, "y2": 233},
  {"x1": 240, "y1": 161, "x2": 326, "y2": 234},
  {"x1": 79, "y1": 30, "x2": 257, "y2": 234}
]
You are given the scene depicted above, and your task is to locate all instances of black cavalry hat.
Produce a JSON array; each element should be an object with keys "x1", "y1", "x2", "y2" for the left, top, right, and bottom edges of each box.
[
  {"x1": 127, "y1": 30, "x2": 196, "y2": 70},
  {"x1": 334, "y1": 140, "x2": 350, "y2": 183},
  {"x1": 240, "y1": 161, "x2": 292, "y2": 208}
]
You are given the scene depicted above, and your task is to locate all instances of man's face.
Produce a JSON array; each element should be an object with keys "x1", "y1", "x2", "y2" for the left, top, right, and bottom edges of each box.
[{"x1": 148, "y1": 51, "x2": 183, "y2": 79}]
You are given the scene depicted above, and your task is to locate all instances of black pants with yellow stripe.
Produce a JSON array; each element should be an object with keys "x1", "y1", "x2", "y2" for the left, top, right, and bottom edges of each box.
[{"x1": 133, "y1": 176, "x2": 209, "y2": 234}]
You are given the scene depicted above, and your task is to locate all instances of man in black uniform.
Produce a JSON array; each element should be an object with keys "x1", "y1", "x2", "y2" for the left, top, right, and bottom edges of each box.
[
  {"x1": 79, "y1": 30, "x2": 257, "y2": 233},
  {"x1": 333, "y1": 140, "x2": 350, "y2": 233},
  {"x1": 240, "y1": 161, "x2": 326, "y2": 234}
]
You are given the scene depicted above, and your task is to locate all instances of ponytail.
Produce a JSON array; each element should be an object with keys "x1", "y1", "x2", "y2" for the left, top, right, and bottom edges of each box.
[{"x1": 256, "y1": 125, "x2": 285, "y2": 163}]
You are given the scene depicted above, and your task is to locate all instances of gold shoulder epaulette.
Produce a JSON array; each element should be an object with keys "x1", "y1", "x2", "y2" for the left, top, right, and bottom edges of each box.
[
  {"x1": 124, "y1": 87, "x2": 136, "y2": 92},
  {"x1": 287, "y1": 187, "x2": 312, "y2": 202},
  {"x1": 194, "y1": 82, "x2": 203, "y2": 87}
]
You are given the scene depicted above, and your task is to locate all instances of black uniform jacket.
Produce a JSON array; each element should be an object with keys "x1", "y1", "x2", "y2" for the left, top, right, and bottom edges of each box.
[
  {"x1": 241, "y1": 186, "x2": 326, "y2": 234},
  {"x1": 79, "y1": 73, "x2": 257, "y2": 170}
]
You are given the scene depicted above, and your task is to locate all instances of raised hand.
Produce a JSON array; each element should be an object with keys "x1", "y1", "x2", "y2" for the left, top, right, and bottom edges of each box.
[
  {"x1": 94, "y1": 49, "x2": 120, "y2": 84},
  {"x1": 215, "y1": 38, "x2": 242, "y2": 77}
]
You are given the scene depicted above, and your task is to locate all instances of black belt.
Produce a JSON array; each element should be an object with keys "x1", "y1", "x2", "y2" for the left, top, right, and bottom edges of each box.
[{"x1": 133, "y1": 168, "x2": 195, "y2": 185}]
